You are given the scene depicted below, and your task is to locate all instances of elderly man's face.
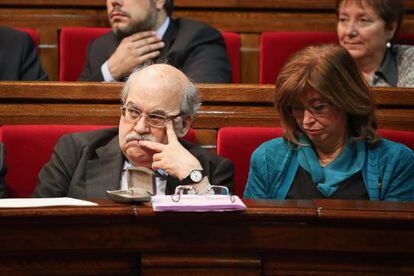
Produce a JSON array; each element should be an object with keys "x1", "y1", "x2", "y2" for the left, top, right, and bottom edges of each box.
[
  {"x1": 107, "y1": 0, "x2": 157, "y2": 37},
  {"x1": 118, "y1": 69, "x2": 184, "y2": 167}
]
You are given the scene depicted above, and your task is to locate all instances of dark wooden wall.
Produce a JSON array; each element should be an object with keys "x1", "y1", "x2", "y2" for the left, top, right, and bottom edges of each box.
[{"x1": 2, "y1": 0, "x2": 414, "y2": 82}]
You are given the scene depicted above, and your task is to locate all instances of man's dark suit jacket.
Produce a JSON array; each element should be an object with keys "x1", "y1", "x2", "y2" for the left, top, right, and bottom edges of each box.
[
  {"x1": 78, "y1": 18, "x2": 232, "y2": 83},
  {"x1": 0, "y1": 27, "x2": 48, "y2": 81},
  {"x1": 32, "y1": 128, "x2": 234, "y2": 198}
]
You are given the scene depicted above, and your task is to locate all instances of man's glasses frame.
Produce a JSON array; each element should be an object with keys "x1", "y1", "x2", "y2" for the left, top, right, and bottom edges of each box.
[{"x1": 121, "y1": 105, "x2": 183, "y2": 128}]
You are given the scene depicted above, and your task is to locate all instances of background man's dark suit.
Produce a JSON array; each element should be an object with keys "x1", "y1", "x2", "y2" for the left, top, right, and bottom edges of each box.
[
  {"x1": 78, "y1": 18, "x2": 232, "y2": 83},
  {"x1": 32, "y1": 128, "x2": 234, "y2": 198},
  {"x1": 0, "y1": 27, "x2": 48, "y2": 81}
]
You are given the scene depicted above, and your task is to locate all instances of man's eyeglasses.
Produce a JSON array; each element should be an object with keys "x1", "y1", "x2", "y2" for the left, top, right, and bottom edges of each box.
[
  {"x1": 287, "y1": 102, "x2": 331, "y2": 118},
  {"x1": 121, "y1": 105, "x2": 183, "y2": 128}
]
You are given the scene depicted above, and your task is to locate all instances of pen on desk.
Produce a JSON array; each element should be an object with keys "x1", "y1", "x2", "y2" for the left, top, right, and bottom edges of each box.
[{"x1": 378, "y1": 176, "x2": 383, "y2": 201}]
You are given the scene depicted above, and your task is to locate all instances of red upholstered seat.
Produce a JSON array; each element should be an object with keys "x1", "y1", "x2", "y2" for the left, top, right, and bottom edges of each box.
[
  {"x1": 217, "y1": 127, "x2": 284, "y2": 197},
  {"x1": 259, "y1": 31, "x2": 338, "y2": 84},
  {"x1": 1, "y1": 125, "x2": 113, "y2": 197},
  {"x1": 0, "y1": 125, "x2": 196, "y2": 197},
  {"x1": 378, "y1": 129, "x2": 414, "y2": 150},
  {"x1": 221, "y1": 31, "x2": 241, "y2": 83},
  {"x1": 59, "y1": 27, "x2": 241, "y2": 83},
  {"x1": 59, "y1": 27, "x2": 111, "y2": 81},
  {"x1": 15, "y1": 27, "x2": 39, "y2": 49},
  {"x1": 394, "y1": 33, "x2": 414, "y2": 46}
]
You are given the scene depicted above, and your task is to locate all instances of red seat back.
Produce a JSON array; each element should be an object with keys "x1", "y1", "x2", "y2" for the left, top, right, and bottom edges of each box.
[
  {"x1": 221, "y1": 32, "x2": 241, "y2": 83},
  {"x1": 259, "y1": 31, "x2": 338, "y2": 84},
  {"x1": 59, "y1": 27, "x2": 241, "y2": 83},
  {"x1": 1, "y1": 125, "x2": 113, "y2": 197},
  {"x1": 0, "y1": 125, "x2": 196, "y2": 197},
  {"x1": 217, "y1": 127, "x2": 284, "y2": 197},
  {"x1": 394, "y1": 33, "x2": 414, "y2": 46},
  {"x1": 378, "y1": 129, "x2": 414, "y2": 150},
  {"x1": 15, "y1": 27, "x2": 39, "y2": 49},
  {"x1": 59, "y1": 27, "x2": 111, "y2": 81}
]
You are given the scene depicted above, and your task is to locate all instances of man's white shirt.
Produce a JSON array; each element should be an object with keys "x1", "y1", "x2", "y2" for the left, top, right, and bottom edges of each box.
[{"x1": 120, "y1": 160, "x2": 167, "y2": 195}]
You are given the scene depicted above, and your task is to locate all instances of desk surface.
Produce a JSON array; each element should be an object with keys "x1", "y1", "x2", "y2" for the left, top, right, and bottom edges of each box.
[
  {"x1": 1, "y1": 199, "x2": 414, "y2": 274},
  {"x1": 2, "y1": 198, "x2": 414, "y2": 221}
]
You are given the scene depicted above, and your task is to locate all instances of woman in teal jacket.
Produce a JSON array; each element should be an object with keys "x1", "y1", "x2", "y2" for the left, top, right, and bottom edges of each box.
[{"x1": 244, "y1": 44, "x2": 414, "y2": 201}]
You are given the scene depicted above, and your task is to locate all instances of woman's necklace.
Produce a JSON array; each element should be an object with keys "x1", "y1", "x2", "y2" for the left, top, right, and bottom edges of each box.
[{"x1": 317, "y1": 143, "x2": 346, "y2": 167}]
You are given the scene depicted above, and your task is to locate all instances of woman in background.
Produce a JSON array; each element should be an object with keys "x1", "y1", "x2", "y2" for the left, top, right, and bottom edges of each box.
[
  {"x1": 336, "y1": 0, "x2": 414, "y2": 87},
  {"x1": 244, "y1": 44, "x2": 414, "y2": 201}
]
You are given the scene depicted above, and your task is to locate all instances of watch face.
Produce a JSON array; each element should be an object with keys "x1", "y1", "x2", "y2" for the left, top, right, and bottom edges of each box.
[{"x1": 190, "y1": 170, "x2": 203, "y2": 183}]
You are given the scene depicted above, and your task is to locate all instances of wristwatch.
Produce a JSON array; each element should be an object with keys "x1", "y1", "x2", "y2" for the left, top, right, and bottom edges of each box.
[{"x1": 181, "y1": 169, "x2": 205, "y2": 185}]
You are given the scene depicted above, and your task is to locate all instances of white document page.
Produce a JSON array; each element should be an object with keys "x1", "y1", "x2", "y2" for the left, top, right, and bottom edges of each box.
[{"x1": 0, "y1": 197, "x2": 98, "y2": 208}]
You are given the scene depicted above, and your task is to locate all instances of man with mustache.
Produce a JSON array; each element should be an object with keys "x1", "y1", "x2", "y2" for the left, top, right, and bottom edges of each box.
[
  {"x1": 78, "y1": 0, "x2": 232, "y2": 83},
  {"x1": 32, "y1": 63, "x2": 234, "y2": 198}
]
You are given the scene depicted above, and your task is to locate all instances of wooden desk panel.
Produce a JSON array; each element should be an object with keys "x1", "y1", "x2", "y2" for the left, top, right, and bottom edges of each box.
[
  {"x1": 0, "y1": 82, "x2": 413, "y2": 132},
  {"x1": 0, "y1": 199, "x2": 413, "y2": 274}
]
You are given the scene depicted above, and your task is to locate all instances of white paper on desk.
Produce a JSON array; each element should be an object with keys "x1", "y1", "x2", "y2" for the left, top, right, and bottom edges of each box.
[
  {"x1": 151, "y1": 195, "x2": 246, "y2": 212},
  {"x1": 0, "y1": 197, "x2": 98, "y2": 208}
]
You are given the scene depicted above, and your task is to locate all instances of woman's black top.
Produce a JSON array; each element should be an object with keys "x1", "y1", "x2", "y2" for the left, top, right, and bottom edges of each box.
[{"x1": 286, "y1": 166, "x2": 369, "y2": 200}]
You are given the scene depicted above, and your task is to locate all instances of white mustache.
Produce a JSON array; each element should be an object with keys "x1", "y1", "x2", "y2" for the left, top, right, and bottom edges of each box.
[{"x1": 125, "y1": 133, "x2": 155, "y2": 143}]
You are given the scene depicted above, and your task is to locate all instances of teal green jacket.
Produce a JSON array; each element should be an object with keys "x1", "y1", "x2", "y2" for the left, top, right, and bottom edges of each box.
[{"x1": 244, "y1": 138, "x2": 414, "y2": 201}]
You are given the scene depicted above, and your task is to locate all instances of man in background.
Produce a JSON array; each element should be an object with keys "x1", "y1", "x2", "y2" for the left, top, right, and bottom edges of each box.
[
  {"x1": 33, "y1": 63, "x2": 234, "y2": 198},
  {"x1": 0, "y1": 26, "x2": 48, "y2": 81},
  {"x1": 78, "y1": 0, "x2": 232, "y2": 83}
]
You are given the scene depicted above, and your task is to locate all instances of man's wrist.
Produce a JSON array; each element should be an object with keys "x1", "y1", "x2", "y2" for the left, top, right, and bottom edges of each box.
[
  {"x1": 179, "y1": 159, "x2": 203, "y2": 181},
  {"x1": 101, "y1": 60, "x2": 117, "y2": 82}
]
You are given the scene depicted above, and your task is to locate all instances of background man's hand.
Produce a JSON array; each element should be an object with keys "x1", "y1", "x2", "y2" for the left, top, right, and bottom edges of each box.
[
  {"x1": 139, "y1": 121, "x2": 202, "y2": 180},
  {"x1": 108, "y1": 31, "x2": 164, "y2": 80}
]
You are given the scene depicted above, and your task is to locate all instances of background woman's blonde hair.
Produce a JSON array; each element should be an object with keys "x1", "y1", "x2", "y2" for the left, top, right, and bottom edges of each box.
[{"x1": 275, "y1": 44, "x2": 379, "y2": 145}]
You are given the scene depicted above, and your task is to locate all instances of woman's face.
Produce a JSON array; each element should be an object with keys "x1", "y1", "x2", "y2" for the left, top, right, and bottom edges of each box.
[
  {"x1": 292, "y1": 90, "x2": 348, "y2": 151},
  {"x1": 337, "y1": 0, "x2": 396, "y2": 61}
]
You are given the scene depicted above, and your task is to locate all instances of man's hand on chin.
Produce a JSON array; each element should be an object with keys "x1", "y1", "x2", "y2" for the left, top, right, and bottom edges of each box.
[{"x1": 138, "y1": 121, "x2": 202, "y2": 180}]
